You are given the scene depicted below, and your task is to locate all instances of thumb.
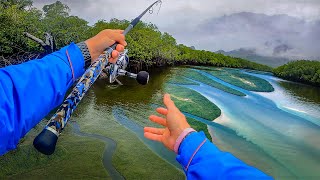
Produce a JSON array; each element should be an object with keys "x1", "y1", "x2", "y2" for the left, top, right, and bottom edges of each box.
[{"x1": 163, "y1": 94, "x2": 176, "y2": 110}]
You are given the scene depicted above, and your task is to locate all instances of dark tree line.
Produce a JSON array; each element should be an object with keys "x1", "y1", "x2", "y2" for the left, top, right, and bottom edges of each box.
[{"x1": 273, "y1": 60, "x2": 320, "y2": 87}]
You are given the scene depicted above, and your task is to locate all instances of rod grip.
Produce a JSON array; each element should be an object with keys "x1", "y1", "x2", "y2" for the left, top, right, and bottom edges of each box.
[
  {"x1": 106, "y1": 24, "x2": 133, "y2": 55},
  {"x1": 33, "y1": 128, "x2": 58, "y2": 155}
]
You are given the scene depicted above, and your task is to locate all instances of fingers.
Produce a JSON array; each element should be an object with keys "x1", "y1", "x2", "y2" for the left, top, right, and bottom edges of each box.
[
  {"x1": 163, "y1": 94, "x2": 176, "y2": 110},
  {"x1": 108, "y1": 44, "x2": 125, "y2": 63},
  {"x1": 114, "y1": 30, "x2": 124, "y2": 34},
  {"x1": 144, "y1": 127, "x2": 165, "y2": 135},
  {"x1": 144, "y1": 132, "x2": 162, "y2": 142},
  {"x1": 116, "y1": 44, "x2": 125, "y2": 52},
  {"x1": 108, "y1": 50, "x2": 119, "y2": 64},
  {"x1": 156, "y1": 107, "x2": 168, "y2": 116},
  {"x1": 112, "y1": 50, "x2": 119, "y2": 59},
  {"x1": 149, "y1": 115, "x2": 167, "y2": 126},
  {"x1": 144, "y1": 127, "x2": 165, "y2": 142},
  {"x1": 112, "y1": 31, "x2": 127, "y2": 46}
]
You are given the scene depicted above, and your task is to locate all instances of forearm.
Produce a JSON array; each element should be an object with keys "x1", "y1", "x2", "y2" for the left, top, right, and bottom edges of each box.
[
  {"x1": 0, "y1": 43, "x2": 85, "y2": 155},
  {"x1": 176, "y1": 132, "x2": 272, "y2": 179}
]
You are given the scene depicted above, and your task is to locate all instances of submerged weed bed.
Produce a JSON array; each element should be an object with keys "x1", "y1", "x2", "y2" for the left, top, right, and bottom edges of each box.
[
  {"x1": 205, "y1": 69, "x2": 274, "y2": 92},
  {"x1": 181, "y1": 69, "x2": 246, "y2": 96}
]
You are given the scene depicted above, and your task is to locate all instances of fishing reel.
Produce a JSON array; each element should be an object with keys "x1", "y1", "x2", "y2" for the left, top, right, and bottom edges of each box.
[{"x1": 104, "y1": 49, "x2": 149, "y2": 85}]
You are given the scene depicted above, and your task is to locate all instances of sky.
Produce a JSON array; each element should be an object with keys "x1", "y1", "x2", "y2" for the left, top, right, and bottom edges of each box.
[{"x1": 32, "y1": 0, "x2": 320, "y2": 59}]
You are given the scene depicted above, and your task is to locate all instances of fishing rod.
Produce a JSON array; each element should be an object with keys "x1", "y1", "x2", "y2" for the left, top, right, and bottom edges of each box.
[{"x1": 33, "y1": 0, "x2": 162, "y2": 155}]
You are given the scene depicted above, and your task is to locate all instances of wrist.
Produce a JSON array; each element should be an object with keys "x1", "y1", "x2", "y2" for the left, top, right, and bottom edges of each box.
[
  {"x1": 76, "y1": 41, "x2": 91, "y2": 69},
  {"x1": 174, "y1": 128, "x2": 196, "y2": 154}
]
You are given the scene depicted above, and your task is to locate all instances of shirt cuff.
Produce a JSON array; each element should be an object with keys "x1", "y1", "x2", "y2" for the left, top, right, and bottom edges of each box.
[
  {"x1": 176, "y1": 131, "x2": 210, "y2": 169},
  {"x1": 174, "y1": 128, "x2": 196, "y2": 154}
]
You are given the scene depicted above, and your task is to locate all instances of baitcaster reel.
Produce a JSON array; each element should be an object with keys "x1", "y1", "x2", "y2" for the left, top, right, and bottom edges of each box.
[{"x1": 106, "y1": 49, "x2": 149, "y2": 85}]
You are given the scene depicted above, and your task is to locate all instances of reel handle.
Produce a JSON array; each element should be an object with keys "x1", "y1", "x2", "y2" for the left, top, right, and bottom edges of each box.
[{"x1": 136, "y1": 71, "x2": 149, "y2": 85}]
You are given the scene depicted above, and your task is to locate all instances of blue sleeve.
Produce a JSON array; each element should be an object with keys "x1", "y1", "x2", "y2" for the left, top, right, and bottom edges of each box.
[
  {"x1": 176, "y1": 132, "x2": 273, "y2": 180},
  {"x1": 0, "y1": 43, "x2": 85, "y2": 155}
]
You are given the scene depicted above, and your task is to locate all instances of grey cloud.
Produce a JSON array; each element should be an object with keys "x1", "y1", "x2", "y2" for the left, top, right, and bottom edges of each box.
[{"x1": 273, "y1": 44, "x2": 293, "y2": 56}]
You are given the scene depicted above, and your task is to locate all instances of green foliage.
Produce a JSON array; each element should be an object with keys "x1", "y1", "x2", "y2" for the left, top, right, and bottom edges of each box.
[
  {"x1": 176, "y1": 46, "x2": 273, "y2": 72},
  {"x1": 0, "y1": 0, "x2": 32, "y2": 9},
  {"x1": 273, "y1": 60, "x2": 320, "y2": 87},
  {"x1": 42, "y1": 1, "x2": 70, "y2": 17},
  {"x1": 0, "y1": 2, "x2": 42, "y2": 54},
  {"x1": 41, "y1": 1, "x2": 90, "y2": 48},
  {"x1": 0, "y1": 0, "x2": 90, "y2": 54}
]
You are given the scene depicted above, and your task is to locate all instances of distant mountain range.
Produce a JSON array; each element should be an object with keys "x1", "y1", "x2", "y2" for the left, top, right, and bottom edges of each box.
[{"x1": 216, "y1": 49, "x2": 291, "y2": 67}]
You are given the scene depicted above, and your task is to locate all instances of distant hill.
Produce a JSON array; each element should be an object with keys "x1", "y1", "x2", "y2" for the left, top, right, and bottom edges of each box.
[{"x1": 216, "y1": 49, "x2": 291, "y2": 67}]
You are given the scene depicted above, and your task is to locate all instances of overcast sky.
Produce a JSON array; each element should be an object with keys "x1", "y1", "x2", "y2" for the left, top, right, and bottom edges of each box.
[{"x1": 33, "y1": 0, "x2": 320, "y2": 59}]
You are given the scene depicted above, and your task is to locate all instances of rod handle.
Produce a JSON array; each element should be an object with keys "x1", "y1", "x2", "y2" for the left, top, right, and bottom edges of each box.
[
  {"x1": 33, "y1": 128, "x2": 58, "y2": 155},
  {"x1": 106, "y1": 24, "x2": 133, "y2": 55}
]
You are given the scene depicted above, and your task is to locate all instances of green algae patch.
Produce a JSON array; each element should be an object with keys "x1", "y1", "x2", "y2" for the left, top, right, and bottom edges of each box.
[
  {"x1": 186, "y1": 117, "x2": 211, "y2": 140},
  {"x1": 149, "y1": 83, "x2": 222, "y2": 140},
  {"x1": 167, "y1": 68, "x2": 199, "y2": 85},
  {"x1": 180, "y1": 69, "x2": 246, "y2": 96},
  {"x1": 163, "y1": 84, "x2": 221, "y2": 120},
  {"x1": 205, "y1": 69, "x2": 274, "y2": 92}
]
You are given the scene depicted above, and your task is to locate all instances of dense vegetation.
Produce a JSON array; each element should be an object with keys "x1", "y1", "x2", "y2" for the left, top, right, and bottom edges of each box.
[
  {"x1": 273, "y1": 60, "x2": 320, "y2": 87},
  {"x1": 0, "y1": 0, "x2": 272, "y2": 72}
]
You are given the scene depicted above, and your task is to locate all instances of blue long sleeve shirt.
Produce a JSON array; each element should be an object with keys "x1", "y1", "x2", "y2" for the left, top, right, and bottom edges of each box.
[
  {"x1": 1, "y1": 43, "x2": 272, "y2": 179},
  {"x1": 177, "y1": 132, "x2": 273, "y2": 179},
  {"x1": 0, "y1": 43, "x2": 85, "y2": 155}
]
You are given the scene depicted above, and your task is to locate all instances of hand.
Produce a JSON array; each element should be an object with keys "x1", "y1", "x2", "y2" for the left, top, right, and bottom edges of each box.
[
  {"x1": 144, "y1": 94, "x2": 191, "y2": 151},
  {"x1": 85, "y1": 29, "x2": 127, "y2": 63}
]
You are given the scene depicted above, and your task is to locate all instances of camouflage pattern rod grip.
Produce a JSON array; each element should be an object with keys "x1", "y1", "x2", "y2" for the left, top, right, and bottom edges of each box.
[
  {"x1": 33, "y1": 52, "x2": 110, "y2": 155},
  {"x1": 39, "y1": 53, "x2": 109, "y2": 138}
]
